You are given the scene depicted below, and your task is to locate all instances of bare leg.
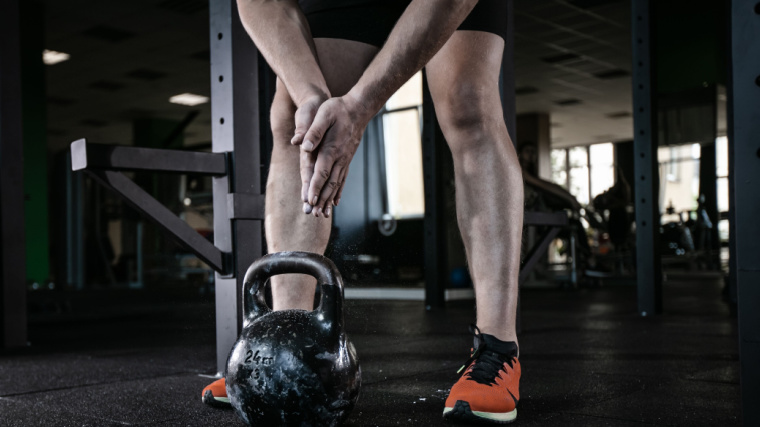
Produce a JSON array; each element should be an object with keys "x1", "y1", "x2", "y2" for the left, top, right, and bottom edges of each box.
[
  {"x1": 267, "y1": 38, "x2": 378, "y2": 310},
  {"x1": 425, "y1": 31, "x2": 523, "y2": 344}
]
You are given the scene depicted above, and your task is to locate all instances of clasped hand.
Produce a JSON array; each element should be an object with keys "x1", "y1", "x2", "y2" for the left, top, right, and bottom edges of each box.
[{"x1": 291, "y1": 93, "x2": 370, "y2": 218}]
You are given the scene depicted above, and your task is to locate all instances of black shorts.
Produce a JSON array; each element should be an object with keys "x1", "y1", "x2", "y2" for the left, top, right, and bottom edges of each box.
[{"x1": 300, "y1": 0, "x2": 508, "y2": 48}]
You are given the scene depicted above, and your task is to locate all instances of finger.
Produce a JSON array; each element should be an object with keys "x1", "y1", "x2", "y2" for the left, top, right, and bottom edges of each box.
[
  {"x1": 324, "y1": 164, "x2": 348, "y2": 214},
  {"x1": 307, "y1": 151, "x2": 335, "y2": 215},
  {"x1": 291, "y1": 103, "x2": 318, "y2": 146},
  {"x1": 333, "y1": 165, "x2": 349, "y2": 206},
  {"x1": 300, "y1": 149, "x2": 316, "y2": 213},
  {"x1": 320, "y1": 163, "x2": 344, "y2": 218},
  {"x1": 302, "y1": 106, "x2": 333, "y2": 153}
]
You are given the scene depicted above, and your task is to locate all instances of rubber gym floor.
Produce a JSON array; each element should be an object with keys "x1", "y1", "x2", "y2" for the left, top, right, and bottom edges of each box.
[{"x1": 0, "y1": 273, "x2": 739, "y2": 426}]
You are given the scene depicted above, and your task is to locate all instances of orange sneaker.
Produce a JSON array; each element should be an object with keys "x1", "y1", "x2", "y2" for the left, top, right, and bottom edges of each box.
[
  {"x1": 443, "y1": 326, "x2": 520, "y2": 424},
  {"x1": 201, "y1": 377, "x2": 231, "y2": 408}
]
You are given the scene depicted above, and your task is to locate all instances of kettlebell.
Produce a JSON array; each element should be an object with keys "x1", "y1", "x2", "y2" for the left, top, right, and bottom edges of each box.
[{"x1": 225, "y1": 251, "x2": 361, "y2": 426}]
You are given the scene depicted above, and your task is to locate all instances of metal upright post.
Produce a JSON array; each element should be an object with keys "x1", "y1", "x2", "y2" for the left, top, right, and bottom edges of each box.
[
  {"x1": 630, "y1": 0, "x2": 662, "y2": 316},
  {"x1": 0, "y1": 0, "x2": 27, "y2": 349},
  {"x1": 500, "y1": 0, "x2": 516, "y2": 145},
  {"x1": 66, "y1": 153, "x2": 85, "y2": 290},
  {"x1": 729, "y1": 1, "x2": 760, "y2": 424},
  {"x1": 725, "y1": 3, "x2": 738, "y2": 305},
  {"x1": 209, "y1": 0, "x2": 266, "y2": 373},
  {"x1": 421, "y1": 73, "x2": 447, "y2": 310}
]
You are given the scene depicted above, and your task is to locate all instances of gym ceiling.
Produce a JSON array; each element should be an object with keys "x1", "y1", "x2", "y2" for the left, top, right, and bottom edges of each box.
[{"x1": 43, "y1": 0, "x2": 635, "y2": 153}]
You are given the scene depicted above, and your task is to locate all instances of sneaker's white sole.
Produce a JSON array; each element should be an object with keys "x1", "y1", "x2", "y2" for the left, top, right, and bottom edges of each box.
[{"x1": 443, "y1": 406, "x2": 517, "y2": 423}]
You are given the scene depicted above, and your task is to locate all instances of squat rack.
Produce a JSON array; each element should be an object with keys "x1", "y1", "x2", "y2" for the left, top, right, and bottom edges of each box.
[{"x1": 70, "y1": 1, "x2": 269, "y2": 374}]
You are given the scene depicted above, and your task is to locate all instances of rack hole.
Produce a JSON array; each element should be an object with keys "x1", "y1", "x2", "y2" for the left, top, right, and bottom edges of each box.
[
  {"x1": 218, "y1": 33, "x2": 223, "y2": 40},
  {"x1": 756, "y1": 75, "x2": 760, "y2": 87},
  {"x1": 218, "y1": 75, "x2": 224, "y2": 82},
  {"x1": 640, "y1": 152, "x2": 645, "y2": 158},
  {"x1": 755, "y1": 2, "x2": 760, "y2": 14},
  {"x1": 641, "y1": 175, "x2": 645, "y2": 181},
  {"x1": 641, "y1": 198, "x2": 646, "y2": 204},
  {"x1": 642, "y1": 221, "x2": 647, "y2": 227},
  {"x1": 220, "y1": 118, "x2": 225, "y2": 124}
]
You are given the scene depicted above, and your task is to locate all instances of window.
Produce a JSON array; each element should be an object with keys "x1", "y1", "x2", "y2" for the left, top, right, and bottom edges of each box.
[
  {"x1": 666, "y1": 147, "x2": 680, "y2": 182},
  {"x1": 381, "y1": 72, "x2": 424, "y2": 218},
  {"x1": 658, "y1": 143, "x2": 700, "y2": 216},
  {"x1": 568, "y1": 146, "x2": 590, "y2": 205},
  {"x1": 550, "y1": 149, "x2": 568, "y2": 189},
  {"x1": 589, "y1": 143, "x2": 615, "y2": 199},
  {"x1": 550, "y1": 143, "x2": 615, "y2": 206},
  {"x1": 716, "y1": 136, "x2": 729, "y2": 241}
]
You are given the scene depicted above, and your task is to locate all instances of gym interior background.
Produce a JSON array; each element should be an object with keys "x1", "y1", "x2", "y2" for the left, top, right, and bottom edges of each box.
[{"x1": 1, "y1": 0, "x2": 758, "y2": 425}]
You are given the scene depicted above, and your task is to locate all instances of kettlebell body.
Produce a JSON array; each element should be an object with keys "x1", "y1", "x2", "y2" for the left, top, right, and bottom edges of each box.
[{"x1": 225, "y1": 252, "x2": 361, "y2": 426}]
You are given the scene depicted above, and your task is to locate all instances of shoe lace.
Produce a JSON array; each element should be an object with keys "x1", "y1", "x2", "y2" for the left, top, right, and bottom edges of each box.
[{"x1": 456, "y1": 325, "x2": 514, "y2": 386}]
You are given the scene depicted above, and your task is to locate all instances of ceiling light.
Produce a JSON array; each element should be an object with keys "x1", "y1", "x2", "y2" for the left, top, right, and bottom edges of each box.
[
  {"x1": 43, "y1": 49, "x2": 70, "y2": 65},
  {"x1": 169, "y1": 93, "x2": 209, "y2": 106}
]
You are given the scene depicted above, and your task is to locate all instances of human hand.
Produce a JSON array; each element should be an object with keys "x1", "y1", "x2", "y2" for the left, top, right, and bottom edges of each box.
[
  {"x1": 290, "y1": 93, "x2": 327, "y2": 147},
  {"x1": 289, "y1": 94, "x2": 328, "y2": 210},
  {"x1": 300, "y1": 93, "x2": 371, "y2": 218}
]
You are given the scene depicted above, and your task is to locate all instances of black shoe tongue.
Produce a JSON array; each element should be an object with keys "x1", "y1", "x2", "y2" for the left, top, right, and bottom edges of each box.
[{"x1": 478, "y1": 333, "x2": 518, "y2": 358}]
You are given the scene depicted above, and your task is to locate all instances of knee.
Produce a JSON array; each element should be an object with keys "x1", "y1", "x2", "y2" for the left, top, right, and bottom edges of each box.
[
  {"x1": 435, "y1": 81, "x2": 492, "y2": 136},
  {"x1": 270, "y1": 87, "x2": 296, "y2": 144}
]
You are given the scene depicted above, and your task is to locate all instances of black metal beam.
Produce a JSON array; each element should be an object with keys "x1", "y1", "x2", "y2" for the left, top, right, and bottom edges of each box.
[
  {"x1": 519, "y1": 226, "x2": 562, "y2": 286},
  {"x1": 65, "y1": 153, "x2": 85, "y2": 290},
  {"x1": 71, "y1": 139, "x2": 227, "y2": 175},
  {"x1": 85, "y1": 169, "x2": 229, "y2": 274},
  {"x1": 500, "y1": 0, "x2": 516, "y2": 145},
  {"x1": 227, "y1": 193, "x2": 266, "y2": 220},
  {"x1": 0, "y1": 0, "x2": 27, "y2": 349},
  {"x1": 729, "y1": 1, "x2": 760, "y2": 424},
  {"x1": 209, "y1": 0, "x2": 266, "y2": 373},
  {"x1": 519, "y1": 211, "x2": 567, "y2": 287},
  {"x1": 631, "y1": 0, "x2": 662, "y2": 316},
  {"x1": 523, "y1": 211, "x2": 568, "y2": 228},
  {"x1": 725, "y1": 2, "x2": 738, "y2": 306},
  {"x1": 421, "y1": 71, "x2": 447, "y2": 310}
]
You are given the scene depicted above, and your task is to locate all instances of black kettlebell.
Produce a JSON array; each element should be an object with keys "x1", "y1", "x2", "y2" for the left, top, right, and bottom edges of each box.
[{"x1": 225, "y1": 251, "x2": 361, "y2": 426}]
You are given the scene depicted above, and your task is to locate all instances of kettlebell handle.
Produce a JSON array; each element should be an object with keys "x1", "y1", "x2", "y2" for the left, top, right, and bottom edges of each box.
[{"x1": 242, "y1": 251, "x2": 345, "y2": 329}]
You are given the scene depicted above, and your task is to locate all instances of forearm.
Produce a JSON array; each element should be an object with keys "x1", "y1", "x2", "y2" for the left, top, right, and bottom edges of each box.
[
  {"x1": 346, "y1": 0, "x2": 478, "y2": 115},
  {"x1": 237, "y1": 0, "x2": 329, "y2": 105}
]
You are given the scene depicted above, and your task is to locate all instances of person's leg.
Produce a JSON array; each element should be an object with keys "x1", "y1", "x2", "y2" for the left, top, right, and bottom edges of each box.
[
  {"x1": 201, "y1": 38, "x2": 377, "y2": 406},
  {"x1": 426, "y1": 29, "x2": 523, "y2": 424},
  {"x1": 425, "y1": 31, "x2": 522, "y2": 344},
  {"x1": 265, "y1": 38, "x2": 378, "y2": 311}
]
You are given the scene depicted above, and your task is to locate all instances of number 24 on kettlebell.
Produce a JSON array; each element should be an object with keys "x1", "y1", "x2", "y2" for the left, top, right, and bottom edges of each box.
[{"x1": 243, "y1": 349, "x2": 273, "y2": 366}]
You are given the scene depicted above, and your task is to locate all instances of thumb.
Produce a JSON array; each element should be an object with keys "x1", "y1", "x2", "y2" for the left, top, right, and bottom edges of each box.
[
  {"x1": 291, "y1": 102, "x2": 319, "y2": 145},
  {"x1": 301, "y1": 106, "x2": 333, "y2": 153}
]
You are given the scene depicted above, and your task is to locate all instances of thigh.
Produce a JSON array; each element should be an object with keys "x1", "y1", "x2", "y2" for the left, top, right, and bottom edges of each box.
[
  {"x1": 424, "y1": 31, "x2": 505, "y2": 123},
  {"x1": 314, "y1": 38, "x2": 378, "y2": 96}
]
